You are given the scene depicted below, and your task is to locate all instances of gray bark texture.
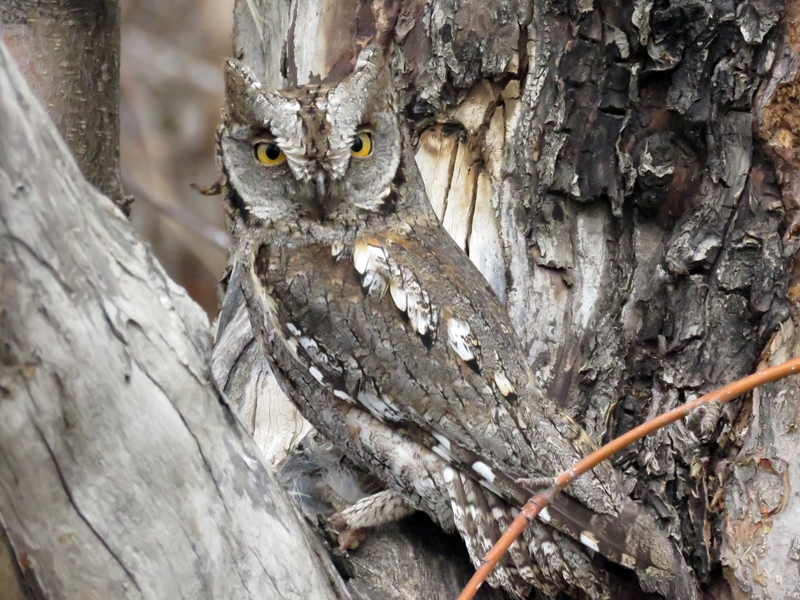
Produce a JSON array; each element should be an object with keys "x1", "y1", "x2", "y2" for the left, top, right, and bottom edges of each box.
[
  {"x1": 0, "y1": 0, "x2": 127, "y2": 212},
  {"x1": 213, "y1": 0, "x2": 800, "y2": 598},
  {"x1": 0, "y1": 40, "x2": 352, "y2": 600}
]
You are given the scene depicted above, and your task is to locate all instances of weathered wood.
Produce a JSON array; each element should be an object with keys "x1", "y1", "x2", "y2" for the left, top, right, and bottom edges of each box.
[
  {"x1": 720, "y1": 321, "x2": 800, "y2": 600},
  {"x1": 213, "y1": 270, "x2": 313, "y2": 467},
  {"x1": 0, "y1": 40, "x2": 349, "y2": 600}
]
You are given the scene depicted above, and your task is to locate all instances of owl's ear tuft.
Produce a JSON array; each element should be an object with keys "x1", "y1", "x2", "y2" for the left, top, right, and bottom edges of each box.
[
  {"x1": 223, "y1": 59, "x2": 274, "y2": 125},
  {"x1": 329, "y1": 44, "x2": 392, "y2": 114}
]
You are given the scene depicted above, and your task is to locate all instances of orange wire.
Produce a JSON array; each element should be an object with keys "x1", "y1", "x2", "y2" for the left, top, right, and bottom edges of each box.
[{"x1": 457, "y1": 356, "x2": 800, "y2": 600}]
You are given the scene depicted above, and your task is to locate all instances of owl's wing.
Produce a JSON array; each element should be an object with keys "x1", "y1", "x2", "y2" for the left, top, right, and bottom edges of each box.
[
  {"x1": 244, "y1": 222, "x2": 693, "y2": 597},
  {"x1": 348, "y1": 224, "x2": 626, "y2": 510}
]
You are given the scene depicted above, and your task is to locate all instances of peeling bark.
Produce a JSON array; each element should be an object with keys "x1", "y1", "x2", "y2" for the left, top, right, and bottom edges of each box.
[{"x1": 718, "y1": 4, "x2": 800, "y2": 598}]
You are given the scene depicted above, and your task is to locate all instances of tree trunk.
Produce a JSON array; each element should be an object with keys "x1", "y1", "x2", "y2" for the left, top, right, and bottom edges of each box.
[
  {"x1": 215, "y1": 0, "x2": 800, "y2": 598},
  {"x1": 0, "y1": 0, "x2": 127, "y2": 212},
  {"x1": 1, "y1": 0, "x2": 798, "y2": 598},
  {"x1": 0, "y1": 40, "x2": 351, "y2": 600}
]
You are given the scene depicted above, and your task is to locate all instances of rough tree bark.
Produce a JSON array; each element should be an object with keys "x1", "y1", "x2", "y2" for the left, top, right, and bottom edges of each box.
[
  {"x1": 1, "y1": 0, "x2": 798, "y2": 598},
  {"x1": 214, "y1": 0, "x2": 800, "y2": 598}
]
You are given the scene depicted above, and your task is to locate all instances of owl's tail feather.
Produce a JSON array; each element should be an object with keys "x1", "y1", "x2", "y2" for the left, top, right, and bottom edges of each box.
[
  {"x1": 541, "y1": 493, "x2": 698, "y2": 600},
  {"x1": 421, "y1": 429, "x2": 698, "y2": 599},
  {"x1": 447, "y1": 468, "x2": 609, "y2": 600}
]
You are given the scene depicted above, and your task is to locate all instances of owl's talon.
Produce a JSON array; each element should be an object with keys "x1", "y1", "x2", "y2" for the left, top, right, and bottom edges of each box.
[
  {"x1": 335, "y1": 525, "x2": 367, "y2": 552},
  {"x1": 329, "y1": 511, "x2": 366, "y2": 552},
  {"x1": 329, "y1": 489, "x2": 414, "y2": 553}
]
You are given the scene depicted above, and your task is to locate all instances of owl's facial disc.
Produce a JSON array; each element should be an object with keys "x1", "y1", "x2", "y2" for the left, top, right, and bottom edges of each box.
[
  {"x1": 222, "y1": 48, "x2": 401, "y2": 224},
  {"x1": 293, "y1": 127, "x2": 378, "y2": 219}
]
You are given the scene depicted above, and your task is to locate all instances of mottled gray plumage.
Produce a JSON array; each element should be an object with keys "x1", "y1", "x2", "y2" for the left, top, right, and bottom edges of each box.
[{"x1": 217, "y1": 44, "x2": 697, "y2": 600}]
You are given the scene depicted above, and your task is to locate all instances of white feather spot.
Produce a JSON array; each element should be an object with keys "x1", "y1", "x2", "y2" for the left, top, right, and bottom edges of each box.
[
  {"x1": 390, "y1": 283, "x2": 407, "y2": 311},
  {"x1": 353, "y1": 246, "x2": 369, "y2": 274},
  {"x1": 472, "y1": 461, "x2": 495, "y2": 483},
  {"x1": 431, "y1": 433, "x2": 451, "y2": 451},
  {"x1": 299, "y1": 336, "x2": 319, "y2": 352},
  {"x1": 357, "y1": 392, "x2": 402, "y2": 421},
  {"x1": 493, "y1": 370, "x2": 516, "y2": 397},
  {"x1": 432, "y1": 445, "x2": 453, "y2": 463},
  {"x1": 382, "y1": 395, "x2": 402, "y2": 416},
  {"x1": 353, "y1": 241, "x2": 386, "y2": 274},
  {"x1": 580, "y1": 531, "x2": 600, "y2": 553},
  {"x1": 361, "y1": 270, "x2": 388, "y2": 297},
  {"x1": 443, "y1": 466, "x2": 456, "y2": 483},
  {"x1": 538, "y1": 507, "x2": 552, "y2": 523},
  {"x1": 518, "y1": 566, "x2": 535, "y2": 581},
  {"x1": 309, "y1": 366, "x2": 324, "y2": 383},
  {"x1": 468, "y1": 504, "x2": 480, "y2": 522},
  {"x1": 286, "y1": 323, "x2": 301, "y2": 337},
  {"x1": 333, "y1": 390, "x2": 353, "y2": 402},
  {"x1": 406, "y1": 289, "x2": 434, "y2": 335},
  {"x1": 447, "y1": 318, "x2": 476, "y2": 362},
  {"x1": 331, "y1": 240, "x2": 344, "y2": 258},
  {"x1": 353, "y1": 241, "x2": 438, "y2": 337},
  {"x1": 479, "y1": 479, "x2": 504, "y2": 497},
  {"x1": 491, "y1": 507, "x2": 505, "y2": 520},
  {"x1": 541, "y1": 541, "x2": 556, "y2": 556},
  {"x1": 283, "y1": 337, "x2": 300, "y2": 360}
]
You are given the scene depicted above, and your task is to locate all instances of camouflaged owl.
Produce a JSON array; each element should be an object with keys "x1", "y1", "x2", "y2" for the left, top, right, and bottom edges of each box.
[{"x1": 217, "y1": 44, "x2": 697, "y2": 600}]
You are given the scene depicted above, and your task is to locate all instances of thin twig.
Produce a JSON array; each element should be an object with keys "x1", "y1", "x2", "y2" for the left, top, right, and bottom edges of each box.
[{"x1": 457, "y1": 356, "x2": 800, "y2": 600}]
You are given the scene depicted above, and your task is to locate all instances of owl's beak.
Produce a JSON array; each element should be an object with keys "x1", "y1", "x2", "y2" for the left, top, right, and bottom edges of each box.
[
  {"x1": 315, "y1": 170, "x2": 328, "y2": 202},
  {"x1": 307, "y1": 167, "x2": 338, "y2": 220}
]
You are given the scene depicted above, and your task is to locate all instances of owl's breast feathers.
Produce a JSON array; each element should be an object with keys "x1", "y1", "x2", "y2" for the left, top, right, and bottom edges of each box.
[{"x1": 241, "y1": 220, "x2": 693, "y2": 597}]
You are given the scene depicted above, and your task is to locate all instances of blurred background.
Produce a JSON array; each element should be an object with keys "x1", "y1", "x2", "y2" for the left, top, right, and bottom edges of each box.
[{"x1": 121, "y1": 0, "x2": 234, "y2": 319}]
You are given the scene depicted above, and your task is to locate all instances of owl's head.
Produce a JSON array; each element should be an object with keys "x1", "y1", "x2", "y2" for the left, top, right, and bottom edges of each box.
[{"x1": 219, "y1": 46, "x2": 403, "y2": 226}]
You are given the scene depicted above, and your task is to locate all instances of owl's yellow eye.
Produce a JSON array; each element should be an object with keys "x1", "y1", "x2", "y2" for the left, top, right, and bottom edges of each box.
[
  {"x1": 255, "y1": 142, "x2": 286, "y2": 165},
  {"x1": 351, "y1": 132, "x2": 372, "y2": 157}
]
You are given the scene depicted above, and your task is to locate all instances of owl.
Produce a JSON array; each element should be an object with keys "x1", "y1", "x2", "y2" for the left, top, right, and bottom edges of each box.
[{"x1": 217, "y1": 44, "x2": 697, "y2": 600}]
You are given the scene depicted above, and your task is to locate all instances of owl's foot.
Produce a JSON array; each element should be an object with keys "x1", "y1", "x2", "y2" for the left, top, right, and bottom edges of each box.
[
  {"x1": 329, "y1": 489, "x2": 415, "y2": 551},
  {"x1": 332, "y1": 524, "x2": 367, "y2": 551}
]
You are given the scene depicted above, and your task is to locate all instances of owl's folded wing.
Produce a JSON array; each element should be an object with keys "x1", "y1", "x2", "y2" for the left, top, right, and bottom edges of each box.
[{"x1": 242, "y1": 223, "x2": 695, "y2": 598}]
